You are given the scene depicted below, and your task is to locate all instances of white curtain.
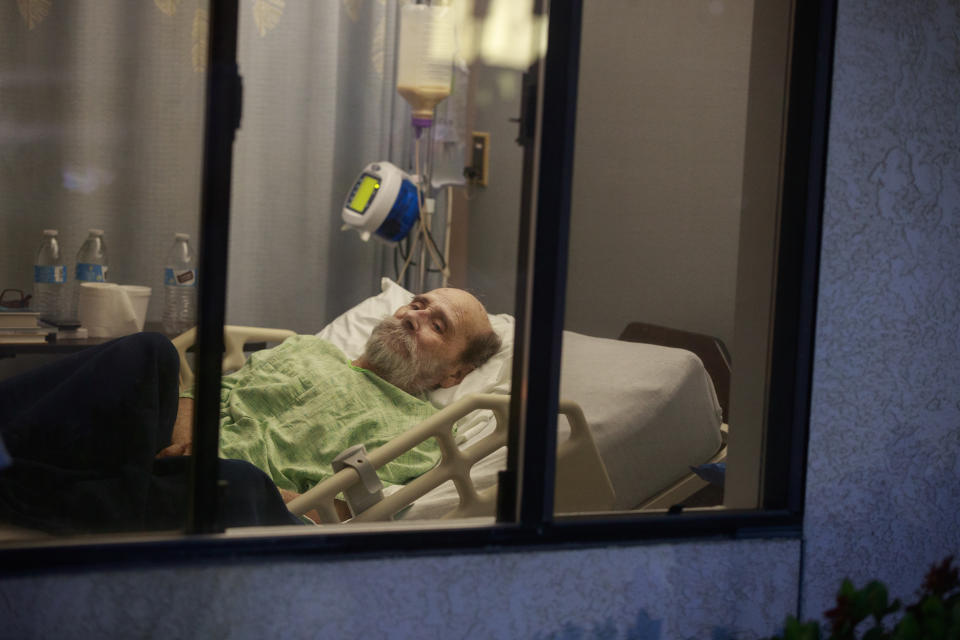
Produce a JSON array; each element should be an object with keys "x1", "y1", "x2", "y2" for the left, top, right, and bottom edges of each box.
[
  {"x1": 230, "y1": 0, "x2": 399, "y2": 332},
  {"x1": 0, "y1": 0, "x2": 397, "y2": 335}
]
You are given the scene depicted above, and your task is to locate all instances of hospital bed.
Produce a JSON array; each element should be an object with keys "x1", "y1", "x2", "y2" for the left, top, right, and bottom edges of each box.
[{"x1": 175, "y1": 278, "x2": 728, "y2": 524}]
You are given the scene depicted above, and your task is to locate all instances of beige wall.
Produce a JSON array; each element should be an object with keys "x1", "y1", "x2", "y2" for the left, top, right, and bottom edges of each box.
[
  {"x1": 459, "y1": 2, "x2": 753, "y2": 349},
  {"x1": 457, "y1": 62, "x2": 525, "y2": 316},
  {"x1": 565, "y1": 0, "x2": 753, "y2": 350}
]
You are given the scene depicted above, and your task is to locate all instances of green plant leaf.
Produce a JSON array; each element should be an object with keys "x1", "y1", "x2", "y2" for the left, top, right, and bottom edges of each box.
[
  {"x1": 919, "y1": 607, "x2": 947, "y2": 640},
  {"x1": 840, "y1": 579, "x2": 856, "y2": 598},
  {"x1": 862, "y1": 626, "x2": 887, "y2": 640},
  {"x1": 894, "y1": 612, "x2": 921, "y2": 640},
  {"x1": 784, "y1": 616, "x2": 820, "y2": 640},
  {"x1": 923, "y1": 595, "x2": 947, "y2": 619},
  {"x1": 826, "y1": 585, "x2": 861, "y2": 637},
  {"x1": 864, "y1": 581, "x2": 891, "y2": 620},
  {"x1": 889, "y1": 598, "x2": 903, "y2": 616}
]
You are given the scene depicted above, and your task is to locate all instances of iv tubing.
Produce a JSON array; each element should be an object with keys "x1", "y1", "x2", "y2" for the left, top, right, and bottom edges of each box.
[
  {"x1": 398, "y1": 136, "x2": 425, "y2": 286},
  {"x1": 442, "y1": 186, "x2": 453, "y2": 287},
  {"x1": 397, "y1": 224, "x2": 420, "y2": 284},
  {"x1": 398, "y1": 124, "x2": 449, "y2": 290},
  {"x1": 417, "y1": 133, "x2": 428, "y2": 291}
]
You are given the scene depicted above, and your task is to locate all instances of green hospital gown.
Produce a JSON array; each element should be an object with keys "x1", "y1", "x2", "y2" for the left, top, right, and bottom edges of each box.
[{"x1": 184, "y1": 335, "x2": 440, "y2": 493}]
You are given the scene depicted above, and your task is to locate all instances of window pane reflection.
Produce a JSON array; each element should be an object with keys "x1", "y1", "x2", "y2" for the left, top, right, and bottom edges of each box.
[
  {"x1": 216, "y1": 0, "x2": 534, "y2": 529},
  {"x1": 0, "y1": 0, "x2": 208, "y2": 539},
  {"x1": 558, "y1": 0, "x2": 757, "y2": 515},
  {"x1": 0, "y1": 0, "x2": 545, "y2": 541}
]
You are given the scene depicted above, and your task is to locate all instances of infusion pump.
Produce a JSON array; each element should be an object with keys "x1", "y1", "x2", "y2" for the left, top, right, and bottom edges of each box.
[{"x1": 341, "y1": 161, "x2": 419, "y2": 243}]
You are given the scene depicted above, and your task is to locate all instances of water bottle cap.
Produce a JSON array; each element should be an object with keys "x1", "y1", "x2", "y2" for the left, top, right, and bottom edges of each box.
[
  {"x1": 175, "y1": 233, "x2": 190, "y2": 240},
  {"x1": 43, "y1": 229, "x2": 58, "y2": 236},
  {"x1": 88, "y1": 228, "x2": 104, "y2": 236}
]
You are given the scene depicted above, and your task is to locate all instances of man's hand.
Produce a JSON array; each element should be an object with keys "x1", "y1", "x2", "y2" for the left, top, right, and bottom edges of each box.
[
  {"x1": 156, "y1": 397, "x2": 195, "y2": 458},
  {"x1": 277, "y1": 488, "x2": 300, "y2": 504},
  {"x1": 156, "y1": 441, "x2": 193, "y2": 458},
  {"x1": 277, "y1": 488, "x2": 351, "y2": 523},
  {"x1": 278, "y1": 488, "x2": 322, "y2": 524}
]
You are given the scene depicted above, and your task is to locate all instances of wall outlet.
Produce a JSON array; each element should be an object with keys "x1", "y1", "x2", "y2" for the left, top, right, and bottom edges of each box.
[{"x1": 468, "y1": 132, "x2": 490, "y2": 186}]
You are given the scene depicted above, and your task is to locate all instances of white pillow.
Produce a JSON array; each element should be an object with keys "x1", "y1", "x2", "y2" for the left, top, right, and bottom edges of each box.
[
  {"x1": 316, "y1": 278, "x2": 514, "y2": 407},
  {"x1": 315, "y1": 278, "x2": 414, "y2": 360}
]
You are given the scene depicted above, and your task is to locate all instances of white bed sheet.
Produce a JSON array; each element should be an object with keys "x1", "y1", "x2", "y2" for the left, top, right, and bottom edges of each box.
[
  {"x1": 397, "y1": 330, "x2": 724, "y2": 519},
  {"x1": 558, "y1": 330, "x2": 723, "y2": 510}
]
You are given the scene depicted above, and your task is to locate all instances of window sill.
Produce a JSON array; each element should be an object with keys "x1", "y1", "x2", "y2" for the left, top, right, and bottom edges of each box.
[{"x1": 0, "y1": 509, "x2": 802, "y2": 576}]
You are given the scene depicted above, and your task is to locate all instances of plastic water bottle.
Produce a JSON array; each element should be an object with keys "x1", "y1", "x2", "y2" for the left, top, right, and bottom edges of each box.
[
  {"x1": 71, "y1": 229, "x2": 109, "y2": 320},
  {"x1": 162, "y1": 233, "x2": 197, "y2": 335},
  {"x1": 33, "y1": 229, "x2": 68, "y2": 322}
]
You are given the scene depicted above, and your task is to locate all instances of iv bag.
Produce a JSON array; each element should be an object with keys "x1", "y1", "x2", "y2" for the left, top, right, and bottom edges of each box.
[
  {"x1": 396, "y1": 4, "x2": 455, "y2": 129},
  {"x1": 431, "y1": 58, "x2": 469, "y2": 189}
]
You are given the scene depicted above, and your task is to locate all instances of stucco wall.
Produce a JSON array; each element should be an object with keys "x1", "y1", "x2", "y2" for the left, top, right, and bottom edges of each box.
[
  {"x1": 0, "y1": 540, "x2": 799, "y2": 639},
  {"x1": 802, "y1": 0, "x2": 960, "y2": 620}
]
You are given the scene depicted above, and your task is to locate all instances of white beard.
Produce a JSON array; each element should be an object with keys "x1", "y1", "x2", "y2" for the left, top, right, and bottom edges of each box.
[{"x1": 361, "y1": 317, "x2": 447, "y2": 395}]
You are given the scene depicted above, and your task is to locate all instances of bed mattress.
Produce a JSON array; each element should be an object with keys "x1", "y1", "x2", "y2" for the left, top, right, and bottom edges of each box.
[{"x1": 398, "y1": 330, "x2": 724, "y2": 519}]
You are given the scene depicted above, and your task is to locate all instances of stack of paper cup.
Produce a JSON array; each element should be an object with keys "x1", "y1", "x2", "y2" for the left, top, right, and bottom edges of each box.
[
  {"x1": 120, "y1": 285, "x2": 151, "y2": 332},
  {"x1": 78, "y1": 283, "x2": 144, "y2": 338}
]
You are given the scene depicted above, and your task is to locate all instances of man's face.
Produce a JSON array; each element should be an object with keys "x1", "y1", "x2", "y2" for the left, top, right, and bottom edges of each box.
[{"x1": 362, "y1": 288, "x2": 488, "y2": 394}]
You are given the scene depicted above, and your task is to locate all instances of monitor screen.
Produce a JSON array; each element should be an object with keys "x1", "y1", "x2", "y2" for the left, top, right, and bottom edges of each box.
[{"x1": 347, "y1": 174, "x2": 380, "y2": 213}]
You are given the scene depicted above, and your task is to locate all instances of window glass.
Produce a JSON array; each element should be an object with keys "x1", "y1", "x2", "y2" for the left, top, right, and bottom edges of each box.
[
  {"x1": 0, "y1": 0, "x2": 819, "y2": 551},
  {"x1": 213, "y1": 0, "x2": 540, "y2": 531},
  {"x1": 0, "y1": 0, "x2": 208, "y2": 539},
  {"x1": 0, "y1": 0, "x2": 547, "y2": 545},
  {"x1": 557, "y1": 0, "x2": 793, "y2": 516}
]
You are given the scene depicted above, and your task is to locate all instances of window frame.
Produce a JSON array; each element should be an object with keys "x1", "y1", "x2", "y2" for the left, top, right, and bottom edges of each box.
[{"x1": 0, "y1": 0, "x2": 837, "y2": 572}]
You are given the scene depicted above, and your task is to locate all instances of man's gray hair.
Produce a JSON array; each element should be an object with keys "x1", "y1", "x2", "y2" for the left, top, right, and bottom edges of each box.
[{"x1": 460, "y1": 329, "x2": 502, "y2": 369}]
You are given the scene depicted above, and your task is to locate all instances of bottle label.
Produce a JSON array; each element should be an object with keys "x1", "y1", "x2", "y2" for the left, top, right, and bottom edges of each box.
[
  {"x1": 76, "y1": 263, "x2": 107, "y2": 282},
  {"x1": 165, "y1": 268, "x2": 197, "y2": 287},
  {"x1": 34, "y1": 265, "x2": 67, "y2": 284}
]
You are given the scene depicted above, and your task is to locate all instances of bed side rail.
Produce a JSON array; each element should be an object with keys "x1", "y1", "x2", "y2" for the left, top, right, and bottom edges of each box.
[
  {"x1": 170, "y1": 325, "x2": 297, "y2": 391},
  {"x1": 286, "y1": 393, "x2": 616, "y2": 523}
]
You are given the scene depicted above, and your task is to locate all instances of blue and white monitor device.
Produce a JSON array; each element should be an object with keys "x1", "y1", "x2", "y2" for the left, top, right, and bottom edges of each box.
[{"x1": 341, "y1": 161, "x2": 419, "y2": 243}]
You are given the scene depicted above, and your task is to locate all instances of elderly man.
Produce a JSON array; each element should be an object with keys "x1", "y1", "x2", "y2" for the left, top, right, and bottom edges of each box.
[
  {"x1": 161, "y1": 288, "x2": 500, "y2": 495},
  {"x1": 0, "y1": 287, "x2": 500, "y2": 533}
]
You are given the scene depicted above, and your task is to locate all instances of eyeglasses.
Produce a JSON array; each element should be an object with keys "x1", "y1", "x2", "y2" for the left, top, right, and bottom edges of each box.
[{"x1": 0, "y1": 289, "x2": 33, "y2": 309}]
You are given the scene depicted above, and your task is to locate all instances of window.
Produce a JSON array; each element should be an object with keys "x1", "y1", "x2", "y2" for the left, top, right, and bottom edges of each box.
[{"x1": 0, "y1": 0, "x2": 835, "y2": 566}]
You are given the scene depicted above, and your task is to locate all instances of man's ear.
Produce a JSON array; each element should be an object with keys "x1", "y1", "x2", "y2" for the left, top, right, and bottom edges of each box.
[{"x1": 438, "y1": 364, "x2": 474, "y2": 389}]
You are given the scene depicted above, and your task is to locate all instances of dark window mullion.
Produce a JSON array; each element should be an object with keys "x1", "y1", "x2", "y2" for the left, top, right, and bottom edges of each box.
[
  {"x1": 189, "y1": 0, "x2": 242, "y2": 535},
  {"x1": 763, "y1": 0, "x2": 837, "y2": 513},
  {"x1": 514, "y1": 0, "x2": 584, "y2": 528}
]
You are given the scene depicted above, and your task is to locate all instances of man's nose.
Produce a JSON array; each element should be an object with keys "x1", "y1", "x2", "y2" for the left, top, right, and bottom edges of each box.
[{"x1": 399, "y1": 308, "x2": 422, "y2": 332}]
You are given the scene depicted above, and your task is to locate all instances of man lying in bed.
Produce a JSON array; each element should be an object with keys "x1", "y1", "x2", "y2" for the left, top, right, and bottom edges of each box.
[
  {"x1": 160, "y1": 287, "x2": 501, "y2": 505},
  {"x1": 0, "y1": 287, "x2": 500, "y2": 533}
]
